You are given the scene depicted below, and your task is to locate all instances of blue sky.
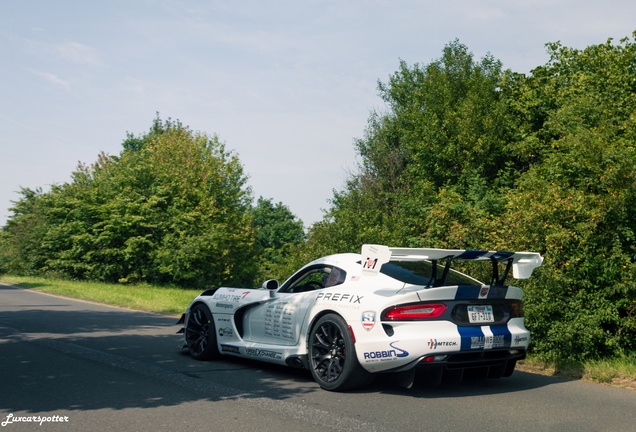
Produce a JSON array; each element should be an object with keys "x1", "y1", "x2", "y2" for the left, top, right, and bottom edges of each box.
[{"x1": 1, "y1": 1, "x2": 635, "y2": 227}]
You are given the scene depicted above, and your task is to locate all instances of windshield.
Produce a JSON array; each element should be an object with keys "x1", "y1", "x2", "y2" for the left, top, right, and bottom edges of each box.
[{"x1": 380, "y1": 261, "x2": 482, "y2": 286}]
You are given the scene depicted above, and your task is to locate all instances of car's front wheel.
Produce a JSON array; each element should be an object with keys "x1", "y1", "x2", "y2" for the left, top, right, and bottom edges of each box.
[
  {"x1": 185, "y1": 303, "x2": 219, "y2": 360},
  {"x1": 308, "y1": 313, "x2": 373, "y2": 391}
]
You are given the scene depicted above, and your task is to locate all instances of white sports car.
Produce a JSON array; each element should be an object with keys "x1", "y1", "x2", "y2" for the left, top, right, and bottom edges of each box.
[{"x1": 178, "y1": 244, "x2": 543, "y2": 391}]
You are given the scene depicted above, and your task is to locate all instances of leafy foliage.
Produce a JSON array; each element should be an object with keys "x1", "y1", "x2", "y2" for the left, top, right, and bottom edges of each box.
[
  {"x1": 315, "y1": 39, "x2": 515, "y2": 252},
  {"x1": 302, "y1": 35, "x2": 636, "y2": 360},
  {"x1": 499, "y1": 36, "x2": 636, "y2": 360},
  {"x1": 4, "y1": 118, "x2": 257, "y2": 288},
  {"x1": 250, "y1": 197, "x2": 305, "y2": 283}
]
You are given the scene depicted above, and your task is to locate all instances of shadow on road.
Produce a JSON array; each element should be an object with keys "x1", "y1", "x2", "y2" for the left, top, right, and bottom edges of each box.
[
  {"x1": 0, "y1": 283, "x2": 567, "y2": 415},
  {"x1": 372, "y1": 370, "x2": 564, "y2": 398}
]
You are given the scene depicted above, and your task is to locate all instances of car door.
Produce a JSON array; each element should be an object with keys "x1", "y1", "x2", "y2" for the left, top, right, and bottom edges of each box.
[{"x1": 242, "y1": 265, "x2": 346, "y2": 346}]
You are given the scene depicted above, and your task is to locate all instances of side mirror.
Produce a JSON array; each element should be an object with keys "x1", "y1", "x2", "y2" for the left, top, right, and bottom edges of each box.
[
  {"x1": 262, "y1": 279, "x2": 279, "y2": 297},
  {"x1": 262, "y1": 279, "x2": 279, "y2": 290}
]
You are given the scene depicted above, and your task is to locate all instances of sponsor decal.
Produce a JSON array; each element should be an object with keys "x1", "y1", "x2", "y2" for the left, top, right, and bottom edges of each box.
[
  {"x1": 513, "y1": 334, "x2": 528, "y2": 345},
  {"x1": 363, "y1": 342, "x2": 409, "y2": 361},
  {"x1": 213, "y1": 291, "x2": 252, "y2": 302},
  {"x1": 479, "y1": 286, "x2": 490, "y2": 299},
  {"x1": 315, "y1": 292, "x2": 363, "y2": 303},
  {"x1": 215, "y1": 302, "x2": 234, "y2": 310},
  {"x1": 458, "y1": 325, "x2": 512, "y2": 351},
  {"x1": 361, "y1": 311, "x2": 376, "y2": 331},
  {"x1": 245, "y1": 348, "x2": 283, "y2": 360},
  {"x1": 427, "y1": 338, "x2": 458, "y2": 350},
  {"x1": 470, "y1": 335, "x2": 506, "y2": 349},
  {"x1": 221, "y1": 344, "x2": 240, "y2": 354},
  {"x1": 363, "y1": 257, "x2": 379, "y2": 270},
  {"x1": 218, "y1": 327, "x2": 233, "y2": 337},
  {"x1": 361, "y1": 244, "x2": 391, "y2": 275}
]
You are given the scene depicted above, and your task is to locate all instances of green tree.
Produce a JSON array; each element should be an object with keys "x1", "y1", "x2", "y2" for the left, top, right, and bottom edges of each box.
[
  {"x1": 312, "y1": 40, "x2": 514, "y2": 251},
  {"x1": 299, "y1": 34, "x2": 636, "y2": 361},
  {"x1": 250, "y1": 197, "x2": 305, "y2": 282},
  {"x1": 137, "y1": 119, "x2": 256, "y2": 287},
  {"x1": 501, "y1": 35, "x2": 636, "y2": 360},
  {"x1": 0, "y1": 230, "x2": 8, "y2": 275},
  {"x1": 2, "y1": 187, "x2": 51, "y2": 276},
  {"x1": 3, "y1": 117, "x2": 257, "y2": 288}
]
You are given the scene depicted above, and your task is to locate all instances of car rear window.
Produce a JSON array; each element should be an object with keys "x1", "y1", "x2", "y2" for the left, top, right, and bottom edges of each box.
[{"x1": 379, "y1": 261, "x2": 482, "y2": 286}]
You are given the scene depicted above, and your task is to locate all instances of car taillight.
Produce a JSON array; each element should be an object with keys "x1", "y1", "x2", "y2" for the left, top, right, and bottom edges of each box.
[
  {"x1": 382, "y1": 303, "x2": 447, "y2": 321},
  {"x1": 510, "y1": 300, "x2": 524, "y2": 318}
]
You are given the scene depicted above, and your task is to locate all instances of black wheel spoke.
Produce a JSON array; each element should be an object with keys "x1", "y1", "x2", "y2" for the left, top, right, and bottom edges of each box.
[
  {"x1": 327, "y1": 359, "x2": 343, "y2": 380},
  {"x1": 313, "y1": 331, "x2": 331, "y2": 349},
  {"x1": 192, "y1": 309, "x2": 205, "y2": 327},
  {"x1": 193, "y1": 334, "x2": 206, "y2": 354}
]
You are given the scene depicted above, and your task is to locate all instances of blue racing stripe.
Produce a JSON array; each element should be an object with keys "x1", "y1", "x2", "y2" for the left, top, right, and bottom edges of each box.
[
  {"x1": 455, "y1": 285, "x2": 481, "y2": 299},
  {"x1": 454, "y1": 285, "x2": 509, "y2": 299},
  {"x1": 486, "y1": 286, "x2": 508, "y2": 299},
  {"x1": 458, "y1": 326, "x2": 484, "y2": 351},
  {"x1": 455, "y1": 250, "x2": 489, "y2": 260},
  {"x1": 455, "y1": 285, "x2": 508, "y2": 300},
  {"x1": 489, "y1": 324, "x2": 512, "y2": 349}
]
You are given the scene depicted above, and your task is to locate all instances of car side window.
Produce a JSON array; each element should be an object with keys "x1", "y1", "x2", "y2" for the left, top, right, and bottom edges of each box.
[{"x1": 281, "y1": 266, "x2": 346, "y2": 293}]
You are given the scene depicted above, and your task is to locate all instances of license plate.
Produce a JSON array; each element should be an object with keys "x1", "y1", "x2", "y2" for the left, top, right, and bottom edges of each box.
[{"x1": 468, "y1": 305, "x2": 494, "y2": 323}]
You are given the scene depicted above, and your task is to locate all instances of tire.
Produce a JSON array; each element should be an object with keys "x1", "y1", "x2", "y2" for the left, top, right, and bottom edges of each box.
[
  {"x1": 308, "y1": 313, "x2": 373, "y2": 391},
  {"x1": 185, "y1": 303, "x2": 219, "y2": 360}
]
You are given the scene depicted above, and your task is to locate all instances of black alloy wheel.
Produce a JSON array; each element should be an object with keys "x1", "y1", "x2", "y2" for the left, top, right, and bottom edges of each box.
[
  {"x1": 185, "y1": 303, "x2": 219, "y2": 360},
  {"x1": 308, "y1": 313, "x2": 373, "y2": 391}
]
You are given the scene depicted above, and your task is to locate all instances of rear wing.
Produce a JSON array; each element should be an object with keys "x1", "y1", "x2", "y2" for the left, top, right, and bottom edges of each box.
[{"x1": 361, "y1": 244, "x2": 543, "y2": 285}]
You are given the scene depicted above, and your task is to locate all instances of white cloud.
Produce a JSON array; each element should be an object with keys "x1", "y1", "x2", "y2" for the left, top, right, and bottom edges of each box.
[
  {"x1": 54, "y1": 40, "x2": 103, "y2": 67},
  {"x1": 31, "y1": 70, "x2": 71, "y2": 90}
]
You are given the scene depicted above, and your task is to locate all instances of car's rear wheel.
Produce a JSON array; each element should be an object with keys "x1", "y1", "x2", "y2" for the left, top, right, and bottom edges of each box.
[
  {"x1": 185, "y1": 303, "x2": 219, "y2": 360},
  {"x1": 308, "y1": 313, "x2": 373, "y2": 391}
]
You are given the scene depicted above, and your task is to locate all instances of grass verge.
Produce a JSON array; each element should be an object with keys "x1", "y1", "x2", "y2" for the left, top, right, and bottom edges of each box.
[
  {"x1": 518, "y1": 356, "x2": 636, "y2": 390},
  {"x1": 2, "y1": 274, "x2": 634, "y2": 390},
  {"x1": 0, "y1": 275, "x2": 201, "y2": 315}
]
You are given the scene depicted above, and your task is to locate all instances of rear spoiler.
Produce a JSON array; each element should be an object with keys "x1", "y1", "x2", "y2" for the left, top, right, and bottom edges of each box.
[{"x1": 361, "y1": 244, "x2": 543, "y2": 285}]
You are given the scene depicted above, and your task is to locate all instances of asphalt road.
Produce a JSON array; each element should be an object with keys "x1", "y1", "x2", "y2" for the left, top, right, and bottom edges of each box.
[{"x1": 1, "y1": 283, "x2": 634, "y2": 432}]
